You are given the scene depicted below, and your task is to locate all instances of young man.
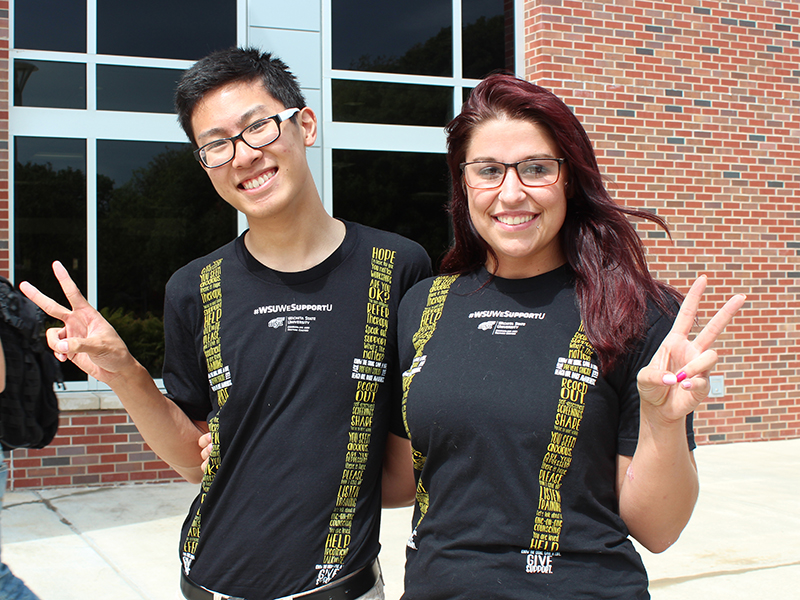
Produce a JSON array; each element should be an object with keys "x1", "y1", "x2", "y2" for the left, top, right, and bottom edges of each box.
[{"x1": 20, "y1": 47, "x2": 430, "y2": 600}]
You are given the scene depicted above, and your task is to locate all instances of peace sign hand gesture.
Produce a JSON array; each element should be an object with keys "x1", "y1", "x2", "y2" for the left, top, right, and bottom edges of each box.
[
  {"x1": 19, "y1": 261, "x2": 140, "y2": 386},
  {"x1": 637, "y1": 276, "x2": 746, "y2": 424}
]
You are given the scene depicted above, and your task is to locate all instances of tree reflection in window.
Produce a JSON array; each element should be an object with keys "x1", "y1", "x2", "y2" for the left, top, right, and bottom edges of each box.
[
  {"x1": 97, "y1": 142, "x2": 238, "y2": 378},
  {"x1": 333, "y1": 150, "x2": 451, "y2": 269},
  {"x1": 462, "y1": 0, "x2": 514, "y2": 79},
  {"x1": 332, "y1": 0, "x2": 452, "y2": 76},
  {"x1": 15, "y1": 137, "x2": 88, "y2": 381},
  {"x1": 332, "y1": 0, "x2": 513, "y2": 79}
]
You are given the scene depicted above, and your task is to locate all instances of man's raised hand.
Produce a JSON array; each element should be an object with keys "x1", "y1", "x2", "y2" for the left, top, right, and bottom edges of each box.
[{"x1": 19, "y1": 261, "x2": 140, "y2": 385}]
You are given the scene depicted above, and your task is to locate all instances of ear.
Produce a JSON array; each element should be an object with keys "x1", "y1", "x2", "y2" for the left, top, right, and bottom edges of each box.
[{"x1": 297, "y1": 107, "x2": 318, "y2": 147}]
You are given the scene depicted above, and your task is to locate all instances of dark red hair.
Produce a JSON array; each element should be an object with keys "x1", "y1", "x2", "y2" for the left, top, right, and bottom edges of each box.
[{"x1": 442, "y1": 73, "x2": 681, "y2": 371}]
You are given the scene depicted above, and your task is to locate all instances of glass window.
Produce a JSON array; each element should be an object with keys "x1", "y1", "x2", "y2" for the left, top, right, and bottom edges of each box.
[
  {"x1": 462, "y1": 0, "x2": 514, "y2": 79},
  {"x1": 462, "y1": 86, "x2": 474, "y2": 103},
  {"x1": 97, "y1": 0, "x2": 236, "y2": 60},
  {"x1": 13, "y1": 60, "x2": 86, "y2": 109},
  {"x1": 332, "y1": 0, "x2": 452, "y2": 76},
  {"x1": 14, "y1": 0, "x2": 87, "y2": 53},
  {"x1": 332, "y1": 80, "x2": 453, "y2": 126},
  {"x1": 97, "y1": 141, "x2": 238, "y2": 378},
  {"x1": 14, "y1": 137, "x2": 88, "y2": 381},
  {"x1": 97, "y1": 65, "x2": 184, "y2": 113},
  {"x1": 333, "y1": 150, "x2": 451, "y2": 266}
]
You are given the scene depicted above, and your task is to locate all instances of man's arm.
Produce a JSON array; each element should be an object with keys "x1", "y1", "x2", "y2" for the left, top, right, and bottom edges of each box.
[
  {"x1": 381, "y1": 432, "x2": 416, "y2": 508},
  {"x1": 21, "y1": 261, "x2": 207, "y2": 484}
]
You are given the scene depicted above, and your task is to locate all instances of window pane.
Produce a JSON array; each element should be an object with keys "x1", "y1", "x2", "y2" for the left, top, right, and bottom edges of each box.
[
  {"x1": 97, "y1": 65, "x2": 183, "y2": 113},
  {"x1": 462, "y1": 0, "x2": 514, "y2": 79},
  {"x1": 332, "y1": 0, "x2": 452, "y2": 76},
  {"x1": 97, "y1": 0, "x2": 236, "y2": 60},
  {"x1": 14, "y1": 0, "x2": 86, "y2": 52},
  {"x1": 14, "y1": 60, "x2": 86, "y2": 109},
  {"x1": 97, "y1": 141, "x2": 238, "y2": 378},
  {"x1": 15, "y1": 137, "x2": 88, "y2": 381},
  {"x1": 333, "y1": 150, "x2": 450, "y2": 266},
  {"x1": 333, "y1": 80, "x2": 452, "y2": 126}
]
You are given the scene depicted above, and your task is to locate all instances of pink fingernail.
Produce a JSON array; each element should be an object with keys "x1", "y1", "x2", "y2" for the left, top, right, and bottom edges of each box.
[{"x1": 676, "y1": 371, "x2": 687, "y2": 383}]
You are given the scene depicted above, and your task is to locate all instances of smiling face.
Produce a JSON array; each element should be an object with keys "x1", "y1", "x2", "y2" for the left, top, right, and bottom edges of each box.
[
  {"x1": 190, "y1": 79, "x2": 318, "y2": 223},
  {"x1": 465, "y1": 117, "x2": 568, "y2": 279}
]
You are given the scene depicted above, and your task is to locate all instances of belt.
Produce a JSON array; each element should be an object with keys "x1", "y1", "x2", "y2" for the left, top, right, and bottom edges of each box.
[{"x1": 180, "y1": 559, "x2": 381, "y2": 600}]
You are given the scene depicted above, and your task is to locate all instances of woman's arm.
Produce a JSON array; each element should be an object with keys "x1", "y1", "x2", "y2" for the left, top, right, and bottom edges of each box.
[{"x1": 617, "y1": 276, "x2": 745, "y2": 553}]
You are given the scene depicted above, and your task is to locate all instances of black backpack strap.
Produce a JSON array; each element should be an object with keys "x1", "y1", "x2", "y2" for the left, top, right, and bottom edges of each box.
[{"x1": 0, "y1": 277, "x2": 24, "y2": 331}]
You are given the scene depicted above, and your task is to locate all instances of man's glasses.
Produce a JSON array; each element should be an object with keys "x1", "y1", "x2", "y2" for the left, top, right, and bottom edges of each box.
[
  {"x1": 461, "y1": 158, "x2": 566, "y2": 189},
  {"x1": 194, "y1": 107, "x2": 300, "y2": 168}
]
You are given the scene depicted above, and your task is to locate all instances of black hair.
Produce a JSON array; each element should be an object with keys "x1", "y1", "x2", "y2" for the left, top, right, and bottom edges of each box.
[{"x1": 175, "y1": 46, "x2": 307, "y2": 147}]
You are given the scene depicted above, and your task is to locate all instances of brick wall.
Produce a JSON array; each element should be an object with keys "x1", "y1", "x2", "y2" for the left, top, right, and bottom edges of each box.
[
  {"x1": 524, "y1": 0, "x2": 800, "y2": 444},
  {"x1": 4, "y1": 1, "x2": 799, "y2": 490},
  {"x1": 6, "y1": 395, "x2": 182, "y2": 490}
]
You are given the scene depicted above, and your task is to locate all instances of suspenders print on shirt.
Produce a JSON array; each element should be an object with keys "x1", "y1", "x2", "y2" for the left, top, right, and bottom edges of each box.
[
  {"x1": 400, "y1": 274, "x2": 459, "y2": 550},
  {"x1": 182, "y1": 258, "x2": 229, "y2": 576},
  {"x1": 315, "y1": 247, "x2": 398, "y2": 586},
  {"x1": 524, "y1": 322, "x2": 597, "y2": 575}
]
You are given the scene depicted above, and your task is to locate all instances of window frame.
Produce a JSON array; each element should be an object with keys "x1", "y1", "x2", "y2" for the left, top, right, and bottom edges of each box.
[
  {"x1": 320, "y1": 0, "x2": 523, "y2": 214},
  {"x1": 8, "y1": 0, "x2": 247, "y2": 391}
]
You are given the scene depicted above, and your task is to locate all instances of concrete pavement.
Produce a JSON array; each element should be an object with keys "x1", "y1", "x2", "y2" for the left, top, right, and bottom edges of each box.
[{"x1": 1, "y1": 438, "x2": 798, "y2": 599}]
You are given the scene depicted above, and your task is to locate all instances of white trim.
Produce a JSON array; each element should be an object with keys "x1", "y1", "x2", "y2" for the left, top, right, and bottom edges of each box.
[
  {"x1": 328, "y1": 69, "x2": 475, "y2": 87},
  {"x1": 12, "y1": 49, "x2": 194, "y2": 70},
  {"x1": 10, "y1": 108, "x2": 186, "y2": 142},
  {"x1": 325, "y1": 122, "x2": 446, "y2": 154},
  {"x1": 87, "y1": 0, "x2": 97, "y2": 55},
  {"x1": 452, "y1": 0, "x2": 464, "y2": 118},
  {"x1": 86, "y1": 137, "x2": 97, "y2": 309},
  {"x1": 238, "y1": 0, "x2": 249, "y2": 45}
]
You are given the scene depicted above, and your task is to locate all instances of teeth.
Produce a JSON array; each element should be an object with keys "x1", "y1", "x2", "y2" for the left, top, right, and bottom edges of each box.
[
  {"x1": 496, "y1": 214, "x2": 535, "y2": 225},
  {"x1": 241, "y1": 170, "x2": 276, "y2": 190}
]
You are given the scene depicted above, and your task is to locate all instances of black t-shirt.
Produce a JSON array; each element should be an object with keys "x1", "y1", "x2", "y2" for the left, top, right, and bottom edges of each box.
[
  {"x1": 398, "y1": 266, "x2": 689, "y2": 600},
  {"x1": 163, "y1": 221, "x2": 431, "y2": 600}
]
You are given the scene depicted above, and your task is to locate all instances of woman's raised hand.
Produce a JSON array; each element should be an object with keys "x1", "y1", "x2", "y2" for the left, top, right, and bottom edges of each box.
[{"x1": 637, "y1": 276, "x2": 746, "y2": 423}]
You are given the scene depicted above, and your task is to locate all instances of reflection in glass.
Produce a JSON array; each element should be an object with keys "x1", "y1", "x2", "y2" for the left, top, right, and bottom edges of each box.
[
  {"x1": 333, "y1": 150, "x2": 451, "y2": 266},
  {"x1": 332, "y1": 0, "x2": 452, "y2": 76},
  {"x1": 333, "y1": 80, "x2": 452, "y2": 126},
  {"x1": 97, "y1": 65, "x2": 183, "y2": 113},
  {"x1": 97, "y1": 141, "x2": 238, "y2": 377},
  {"x1": 97, "y1": 0, "x2": 236, "y2": 60},
  {"x1": 462, "y1": 0, "x2": 514, "y2": 79},
  {"x1": 13, "y1": 60, "x2": 86, "y2": 109},
  {"x1": 14, "y1": 0, "x2": 86, "y2": 53},
  {"x1": 15, "y1": 137, "x2": 88, "y2": 381},
  {"x1": 462, "y1": 86, "x2": 474, "y2": 104}
]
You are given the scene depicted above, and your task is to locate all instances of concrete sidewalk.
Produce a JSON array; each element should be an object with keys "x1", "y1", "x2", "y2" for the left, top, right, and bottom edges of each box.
[{"x1": 1, "y1": 438, "x2": 798, "y2": 599}]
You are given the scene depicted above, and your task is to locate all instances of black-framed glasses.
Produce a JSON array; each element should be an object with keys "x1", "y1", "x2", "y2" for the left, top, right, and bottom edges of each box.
[
  {"x1": 460, "y1": 158, "x2": 566, "y2": 189},
  {"x1": 193, "y1": 107, "x2": 300, "y2": 168}
]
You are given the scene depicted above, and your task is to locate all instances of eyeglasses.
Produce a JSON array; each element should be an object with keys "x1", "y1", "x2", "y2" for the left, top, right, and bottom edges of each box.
[
  {"x1": 193, "y1": 107, "x2": 301, "y2": 168},
  {"x1": 460, "y1": 158, "x2": 566, "y2": 189}
]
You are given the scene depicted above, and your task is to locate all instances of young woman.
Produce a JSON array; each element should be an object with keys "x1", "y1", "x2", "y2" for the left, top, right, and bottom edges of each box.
[{"x1": 397, "y1": 74, "x2": 745, "y2": 599}]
